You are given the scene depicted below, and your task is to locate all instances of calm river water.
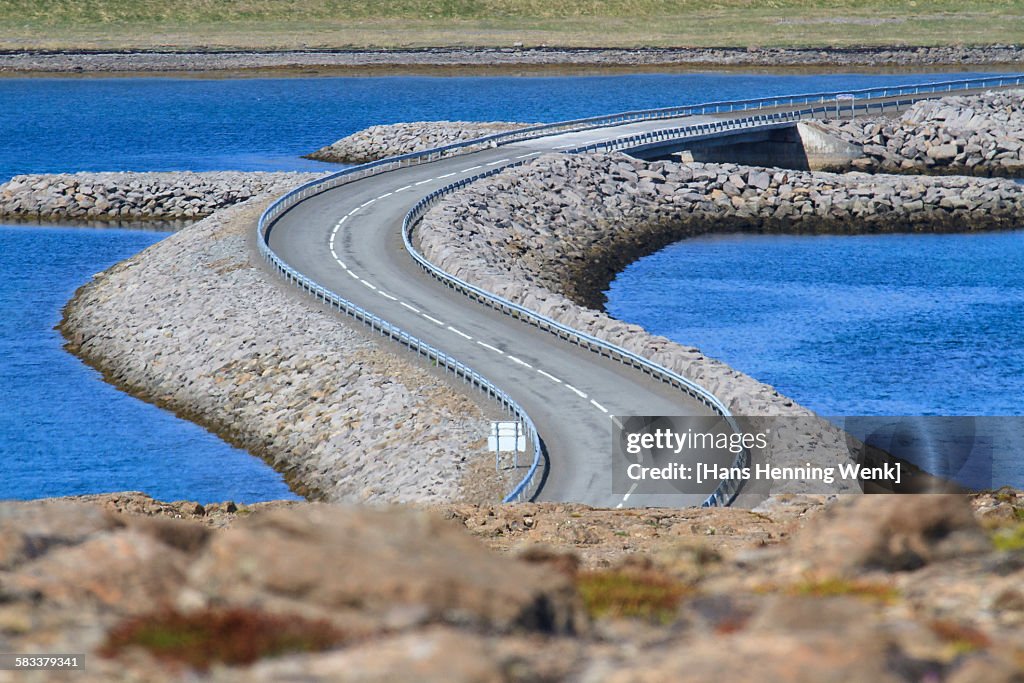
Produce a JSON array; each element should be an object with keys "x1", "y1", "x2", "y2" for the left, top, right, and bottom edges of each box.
[{"x1": 1, "y1": 71, "x2": 1015, "y2": 500}]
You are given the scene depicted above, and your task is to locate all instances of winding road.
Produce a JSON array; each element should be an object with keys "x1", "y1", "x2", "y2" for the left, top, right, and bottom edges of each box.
[
  {"x1": 264, "y1": 75, "x2": 1024, "y2": 508},
  {"x1": 269, "y1": 116, "x2": 723, "y2": 508}
]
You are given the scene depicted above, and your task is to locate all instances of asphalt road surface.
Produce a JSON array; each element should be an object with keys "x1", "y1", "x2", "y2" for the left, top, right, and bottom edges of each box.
[
  {"x1": 268, "y1": 116, "x2": 730, "y2": 508},
  {"x1": 266, "y1": 82, "x2": 1016, "y2": 507}
]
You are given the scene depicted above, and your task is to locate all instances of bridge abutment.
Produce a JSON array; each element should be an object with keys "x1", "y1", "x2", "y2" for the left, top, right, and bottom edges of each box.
[{"x1": 638, "y1": 122, "x2": 862, "y2": 172}]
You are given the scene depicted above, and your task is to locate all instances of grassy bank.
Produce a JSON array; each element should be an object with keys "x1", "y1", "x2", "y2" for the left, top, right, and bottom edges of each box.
[{"x1": 1, "y1": 0, "x2": 1022, "y2": 51}]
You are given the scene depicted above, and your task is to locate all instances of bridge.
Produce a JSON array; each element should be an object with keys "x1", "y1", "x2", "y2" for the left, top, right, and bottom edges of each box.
[{"x1": 259, "y1": 74, "x2": 1024, "y2": 509}]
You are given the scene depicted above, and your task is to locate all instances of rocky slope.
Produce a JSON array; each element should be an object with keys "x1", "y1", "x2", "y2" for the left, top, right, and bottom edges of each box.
[
  {"x1": 0, "y1": 171, "x2": 314, "y2": 224},
  {"x1": 59, "y1": 191, "x2": 508, "y2": 505},
  {"x1": 305, "y1": 121, "x2": 532, "y2": 164},
  {"x1": 824, "y1": 89, "x2": 1024, "y2": 176},
  {"x1": 1, "y1": 491, "x2": 1021, "y2": 681},
  {"x1": 415, "y1": 152, "x2": 1024, "y2": 420}
]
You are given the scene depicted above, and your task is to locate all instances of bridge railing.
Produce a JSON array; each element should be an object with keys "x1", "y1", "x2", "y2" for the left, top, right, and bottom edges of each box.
[
  {"x1": 400, "y1": 84, "x2": 990, "y2": 507},
  {"x1": 411, "y1": 72, "x2": 1024, "y2": 153},
  {"x1": 264, "y1": 74, "x2": 1024, "y2": 195},
  {"x1": 567, "y1": 92, "x2": 956, "y2": 155},
  {"x1": 258, "y1": 73, "x2": 1021, "y2": 506}
]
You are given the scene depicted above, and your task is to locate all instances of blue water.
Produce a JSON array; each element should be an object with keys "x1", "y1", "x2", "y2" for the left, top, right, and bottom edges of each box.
[
  {"x1": 0, "y1": 72, "x2": 999, "y2": 180},
  {"x1": 0, "y1": 71, "x2": 1009, "y2": 501},
  {"x1": 607, "y1": 231, "x2": 1024, "y2": 418},
  {"x1": 0, "y1": 224, "x2": 300, "y2": 502}
]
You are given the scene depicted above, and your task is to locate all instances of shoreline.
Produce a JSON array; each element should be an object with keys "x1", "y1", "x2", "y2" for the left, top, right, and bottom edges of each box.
[
  {"x1": 1, "y1": 46, "x2": 1022, "y2": 77},
  {"x1": 55, "y1": 191, "x2": 514, "y2": 506},
  {"x1": 58, "y1": 281, "x2": 328, "y2": 501},
  {"x1": 17, "y1": 87, "x2": 1024, "y2": 502},
  {"x1": 415, "y1": 152, "x2": 1024, "y2": 491},
  {"x1": 3, "y1": 64, "x2": 1019, "y2": 81}
]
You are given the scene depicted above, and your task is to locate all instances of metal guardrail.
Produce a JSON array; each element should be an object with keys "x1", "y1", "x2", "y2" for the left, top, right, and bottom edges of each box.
[
  {"x1": 399, "y1": 84, "x2": 1009, "y2": 506},
  {"x1": 404, "y1": 186, "x2": 746, "y2": 507},
  {"x1": 258, "y1": 73, "x2": 1023, "y2": 506},
  {"x1": 258, "y1": 206, "x2": 544, "y2": 503},
  {"x1": 565, "y1": 96, "x2": 936, "y2": 157},
  {"x1": 401, "y1": 167, "x2": 753, "y2": 507},
  {"x1": 400, "y1": 73, "x2": 1024, "y2": 156}
]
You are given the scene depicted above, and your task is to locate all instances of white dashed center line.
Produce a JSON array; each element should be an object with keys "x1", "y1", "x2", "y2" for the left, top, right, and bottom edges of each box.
[
  {"x1": 615, "y1": 483, "x2": 638, "y2": 509},
  {"x1": 476, "y1": 341, "x2": 503, "y2": 354},
  {"x1": 565, "y1": 384, "x2": 587, "y2": 399},
  {"x1": 422, "y1": 313, "x2": 445, "y2": 326},
  {"x1": 324, "y1": 158, "x2": 618, "y2": 424},
  {"x1": 537, "y1": 369, "x2": 562, "y2": 384}
]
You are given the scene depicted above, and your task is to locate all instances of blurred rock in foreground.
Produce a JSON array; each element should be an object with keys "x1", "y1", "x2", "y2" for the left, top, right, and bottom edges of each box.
[{"x1": 1, "y1": 490, "x2": 1022, "y2": 682}]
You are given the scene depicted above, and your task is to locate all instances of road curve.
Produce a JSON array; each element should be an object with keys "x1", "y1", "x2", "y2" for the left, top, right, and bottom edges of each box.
[
  {"x1": 267, "y1": 116, "x2": 730, "y2": 508},
  {"x1": 265, "y1": 77, "x2": 1024, "y2": 507}
]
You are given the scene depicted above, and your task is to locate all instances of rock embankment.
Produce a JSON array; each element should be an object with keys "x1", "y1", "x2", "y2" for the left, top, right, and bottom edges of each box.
[
  {"x1": 60, "y1": 185, "x2": 504, "y2": 504},
  {"x1": 2, "y1": 46, "x2": 1023, "y2": 74},
  {"x1": 0, "y1": 171, "x2": 312, "y2": 223},
  {"x1": 305, "y1": 121, "x2": 532, "y2": 164},
  {"x1": 4, "y1": 490, "x2": 1022, "y2": 681},
  {"x1": 307, "y1": 90, "x2": 1024, "y2": 172},
  {"x1": 416, "y1": 152, "x2": 1024, "y2": 420},
  {"x1": 825, "y1": 89, "x2": 1024, "y2": 176}
]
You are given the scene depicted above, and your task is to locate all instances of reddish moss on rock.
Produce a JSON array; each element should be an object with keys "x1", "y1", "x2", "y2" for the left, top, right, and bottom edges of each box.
[
  {"x1": 100, "y1": 607, "x2": 344, "y2": 670},
  {"x1": 929, "y1": 618, "x2": 992, "y2": 655}
]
